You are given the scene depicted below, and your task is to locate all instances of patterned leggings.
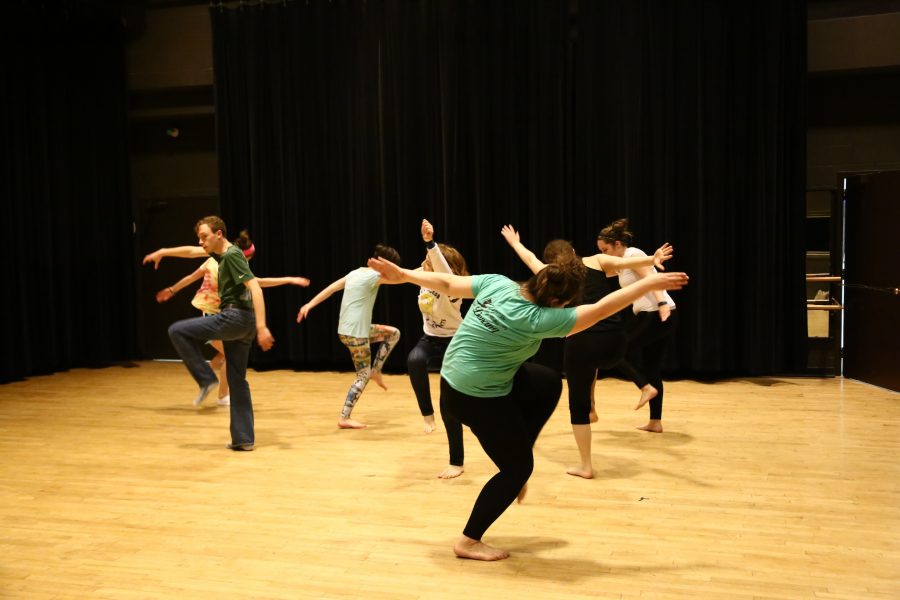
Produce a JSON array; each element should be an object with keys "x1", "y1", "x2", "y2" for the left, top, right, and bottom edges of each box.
[{"x1": 338, "y1": 324, "x2": 401, "y2": 419}]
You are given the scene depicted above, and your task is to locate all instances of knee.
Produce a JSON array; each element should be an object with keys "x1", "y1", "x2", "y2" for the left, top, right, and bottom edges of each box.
[{"x1": 407, "y1": 347, "x2": 427, "y2": 370}]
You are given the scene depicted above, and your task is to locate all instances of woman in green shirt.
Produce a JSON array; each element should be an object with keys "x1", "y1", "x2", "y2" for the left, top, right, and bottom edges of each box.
[{"x1": 368, "y1": 252, "x2": 688, "y2": 561}]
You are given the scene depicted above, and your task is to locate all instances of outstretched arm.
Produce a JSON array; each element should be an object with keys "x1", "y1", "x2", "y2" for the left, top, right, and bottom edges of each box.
[
  {"x1": 244, "y1": 278, "x2": 273, "y2": 350},
  {"x1": 595, "y1": 243, "x2": 673, "y2": 274},
  {"x1": 143, "y1": 246, "x2": 207, "y2": 269},
  {"x1": 421, "y1": 219, "x2": 454, "y2": 274},
  {"x1": 500, "y1": 224, "x2": 546, "y2": 275},
  {"x1": 296, "y1": 276, "x2": 346, "y2": 323},
  {"x1": 156, "y1": 266, "x2": 206, "y2": 303},
  {"x1": 570, "y1": 272, "x2": 688, "y2": 334},
  {"x1": 368, "y1": 258, "x2": 475, "y2": 299},
  {"x1": 257, "y1": 276, "x2": 311, "y2": 289}
]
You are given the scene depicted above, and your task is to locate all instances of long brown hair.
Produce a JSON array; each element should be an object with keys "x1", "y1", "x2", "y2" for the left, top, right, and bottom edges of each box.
[
  {"x1": 523, "y1": 255, "x2": 585, "y2": 307},
  {"x1": 438, "y1": 243, "x2": 469, "y2": 276}
]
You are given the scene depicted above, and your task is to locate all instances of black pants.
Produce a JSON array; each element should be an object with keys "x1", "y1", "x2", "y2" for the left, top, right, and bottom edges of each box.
[
  {"x1": 625, "y1": 310, "x2": 678, "y2": 420},
  {"x1": 440, "y1": 363, "x2": 562, "y2": 541},
  {"x1": 564, "y1": 328, "x2": 628, "y2": 425},
  {"x1": 408, "y1": 334, "x2": 464, "y2": 466}
]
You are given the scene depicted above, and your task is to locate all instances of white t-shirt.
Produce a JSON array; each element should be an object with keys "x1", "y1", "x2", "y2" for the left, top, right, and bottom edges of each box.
[
  {"x1": 618, "y1": 247, "x2": 676, "y2": 314},
  {"x1": 418, "y1": 244, "x2": 463, "y2": 337}
]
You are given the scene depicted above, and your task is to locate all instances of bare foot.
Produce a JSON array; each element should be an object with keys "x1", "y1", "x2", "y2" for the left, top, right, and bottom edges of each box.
[
  {"x1": 423, "y1": 415, "x2": 437, "y2": 434},
  {"x1": 566, "y1": 466, "x2": 594, "y2": 479},
  {"x1": 635, "y1": 384, "x2": 658, "y2": 410},
  {"x1": 438, "y1": 465, "x2": 464, "y2": 479},
  {"x1": 338, "y1": 418, "x2": 367, "y2": 429},
  {"x1": 517, "y1": 482, "x2": 528, "y2": 504},
  {"x1": 453, "y1": 536, "x2": 510, "y2": 561},
  {"x1": 589, "y1": 408, "x2": 599, "y2": 423},
  {"x1": 636, "y1": 420, "x2": 663, "y2": 433},
  {"x1": 370, "y1": 370, "x2": 388, "y2": 391}
]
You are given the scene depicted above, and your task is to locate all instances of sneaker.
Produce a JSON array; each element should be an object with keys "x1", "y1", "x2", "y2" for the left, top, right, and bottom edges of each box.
[
  {"x1": 217, "y1": 394, "x2": 230, "y2": 406},
  {"x1": 226, "y1": 443, "x2": 254, "y2": 451},
  {"x1": 193, "y1": 381, "x2": 218, "y2": 407}
]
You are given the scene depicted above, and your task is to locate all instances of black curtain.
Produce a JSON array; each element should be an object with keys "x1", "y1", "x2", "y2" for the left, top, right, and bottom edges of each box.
[
  {"x1": 1, "y1": 2, "x2": 137, "y2": 383},
  {"x1": 211, "y1": 0, "x2": 806, "y2": 377}
]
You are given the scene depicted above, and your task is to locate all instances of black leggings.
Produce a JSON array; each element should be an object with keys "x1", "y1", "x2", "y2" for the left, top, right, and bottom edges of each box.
[
  {"x1": 564, "y1": 328, "x2": 628, "y2": 425},
  {"x1": 408, "y1": 335, "x2": 464, "y2": 466},
  {"x1": 440, "y1": 363, "x2": 562, "y2": 541},
  {"x1": 625, "y1": 310, "x2": 678, "y2": 420}
]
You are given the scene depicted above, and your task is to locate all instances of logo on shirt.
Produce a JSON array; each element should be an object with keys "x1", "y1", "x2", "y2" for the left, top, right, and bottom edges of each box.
[{"x1": 471, "y1": 298, "x2": 503, "y2": 333}]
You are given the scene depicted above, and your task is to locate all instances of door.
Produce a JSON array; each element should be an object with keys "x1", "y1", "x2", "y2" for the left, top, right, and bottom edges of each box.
[{"x1": 843, "y1": 172, "x2": 900, "y2": 392}]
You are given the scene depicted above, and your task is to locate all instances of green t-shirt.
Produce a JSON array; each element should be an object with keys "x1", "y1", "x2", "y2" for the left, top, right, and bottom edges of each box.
[
  {"x1": 216, "y1": 245, "x2": 255, "y2": 309},
  {"x1": 440, "y1": 274, "x2": 577, "y2": 397}
]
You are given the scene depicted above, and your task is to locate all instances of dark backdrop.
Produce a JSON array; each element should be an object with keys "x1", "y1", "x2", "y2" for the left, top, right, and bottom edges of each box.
[
  {"x1": 2, "y1": 1, "x2": 137, "y2": 383},
  {"x1": 210, "y1": 0, "x2": 807, "y2": 378}
]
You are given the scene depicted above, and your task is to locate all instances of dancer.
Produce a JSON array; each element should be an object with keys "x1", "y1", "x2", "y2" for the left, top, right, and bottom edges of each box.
[
  {"x1": 148, "y1": 216, "x2": 273, "y2": 451},
  {"x1": 368, "y1": 251, "x2": 688, "y2": 561},
  {"x1": 407, "y1": 219, "x2": 469, "y2": 478},
  {"x1": 501, "y1": 225, "x2": 672, "y2": 478},
  {"x1": 297, "y1": 244, "x2": 402, "y2": 429},
  {"x1": 146, "y1": 231, "x2": 310, "y2": 406},
  {"x1": 598, "y1": 218, "x2": 679, "y2": 433}
]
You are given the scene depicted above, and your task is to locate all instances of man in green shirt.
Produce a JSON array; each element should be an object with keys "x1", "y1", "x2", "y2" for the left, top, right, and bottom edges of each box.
[{"x1": 166, "y1": 216, "x2": 274, "y2": 451}]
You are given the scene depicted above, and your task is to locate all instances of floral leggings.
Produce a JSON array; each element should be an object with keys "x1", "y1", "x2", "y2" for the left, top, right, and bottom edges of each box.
[{"x1": 338, "y1": 324, "x2": 401, "y2": 419}]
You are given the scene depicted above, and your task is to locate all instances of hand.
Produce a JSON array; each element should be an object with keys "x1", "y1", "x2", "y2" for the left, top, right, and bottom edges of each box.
[
  {"x1": 257, "y1": 327, "x2": 274, "y2": 351},
  {"x1": 649, "y1": 272, "x2": 688, "y2": 291},
  {"x1": 658, "y1": 303, "x2": 671, "y2": 322},
  {"x1": 155, "y1": 288, "x2": 174, "y2": 303},
  {"x1": 652, "y1": 243, "x2": 674, "y2": 271},
  {"x1": 367, "y1": 257, "x2": 405, "y2": 283},
  {"x1": 143, "y1": 250, "x2": 164, "y2": 269},
  {"x1": 292, "y1": 277, "x2": 311, "y2": 287},
  {"x1": 421, "y1": 219, "x2": 434, "y2": 242},
  {"x1": 500, "y1": 224, "x2": 520, "y2": 247},
  {"x1": 296, "y1": 304, "x2": 311, "y2": 324}
]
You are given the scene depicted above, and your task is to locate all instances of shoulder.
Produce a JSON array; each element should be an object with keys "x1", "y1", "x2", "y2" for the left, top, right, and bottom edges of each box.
[{"x1": 625, "y1": 246, "x2": 646, "y2": 258}]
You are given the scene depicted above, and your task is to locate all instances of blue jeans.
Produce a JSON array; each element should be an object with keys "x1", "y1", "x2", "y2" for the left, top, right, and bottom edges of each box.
[{"x1": 168, "y1": 308, "x2": 257, "y2": 446}]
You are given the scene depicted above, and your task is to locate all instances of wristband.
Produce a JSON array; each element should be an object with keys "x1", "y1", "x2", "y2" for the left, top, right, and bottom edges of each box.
[
  {"x1": 657, "y1": 301, "x2": 667, "y2": 307},
  {"x1": 425, "y1": 240, "x2": 436, "y2": 249}
]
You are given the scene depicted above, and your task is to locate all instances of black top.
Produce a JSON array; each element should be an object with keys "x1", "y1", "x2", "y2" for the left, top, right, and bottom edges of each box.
[{"x1": 579, "y1": 266, "x2": 627, "y2": 332}]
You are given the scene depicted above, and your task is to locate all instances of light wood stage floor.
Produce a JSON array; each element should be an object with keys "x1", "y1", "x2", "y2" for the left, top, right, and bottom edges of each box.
[{"x1": 0, "y1": 362, "x2": 898, "y2": 599}]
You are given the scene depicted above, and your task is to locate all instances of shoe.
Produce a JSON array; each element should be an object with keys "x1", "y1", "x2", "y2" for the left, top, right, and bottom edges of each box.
[
  {"x1": 226, "y1": 443, "x2": 254, "y2": 451},
  {"x1": 217, "y1": 394, "x2": 230, "y2": 406},
  {"x1": 193, "y1": 381, "x2": 218, "y2": 407}
]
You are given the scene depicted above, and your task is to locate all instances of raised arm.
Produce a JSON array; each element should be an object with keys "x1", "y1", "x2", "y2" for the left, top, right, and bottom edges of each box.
[
  {"x1": 244, "y1": 278, "x2": 274, "y2": 350},
  {"x1": 570, "y1": 272, "x2": 688, "y2": 335},
  {"x1": 594, "y1": 243, "x2": 673, "y2": 274},
  {"x1": 296, "y1": 276, "x2": 346, "y2": 323},
  {"x1": 257, "y1": 276, "x2": 311, "y2": 289},
  {"x1": 421, "y1": 219, "x2": 453, "y2": 274},
  {"x1": 156, "y1": 265, "x2": 206, "y2": 303},
  {"x1": 143, "y1": 245, "x2": 207, "y2": 269},
  {"x1": 368, "y1": 258, "x2": 475, "y2": 299},
  {"x1": 501, "y1": 224, "x2": 546, "y2": 275}
]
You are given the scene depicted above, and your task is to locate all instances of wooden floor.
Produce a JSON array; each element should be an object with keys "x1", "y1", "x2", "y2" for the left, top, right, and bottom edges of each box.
[{"x1": 0, "y1": 362, "x2": 898, "y2": 599}]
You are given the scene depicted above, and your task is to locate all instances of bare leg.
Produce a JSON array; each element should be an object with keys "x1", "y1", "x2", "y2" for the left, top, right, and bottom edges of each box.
[
  {"x1": 566, "y1": 424, "x2": 594, "y2": 479},
  {"x1": 588, "y1": 370, "x2": 599, "y2": 423},
  {"x1": 210, "y1": 340, "x2": 230, "y2": 400},
  {"x1": 438, "y1": 465, "x2": 464, "y2": 479},
  {"x1": 453, "y1": 535, "x2": 510, "y2": 561},
  {"x1": 636, "y1": 419, "x2": 663, "y2": 433},
  {"x1": 634, "y1": 383, "x2": 657, "y2": 410},
  {"x1": 423, "y1": 414, "x2": 437, "y2": 434}
]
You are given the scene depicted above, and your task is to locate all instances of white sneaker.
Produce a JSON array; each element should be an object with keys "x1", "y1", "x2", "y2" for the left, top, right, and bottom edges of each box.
[
  {"x1": 193, "y1": 381, "x2": 218, "y2": 406},
  {"x1": 217, "y1": 394, "x2": 230, "y2": 406}
]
